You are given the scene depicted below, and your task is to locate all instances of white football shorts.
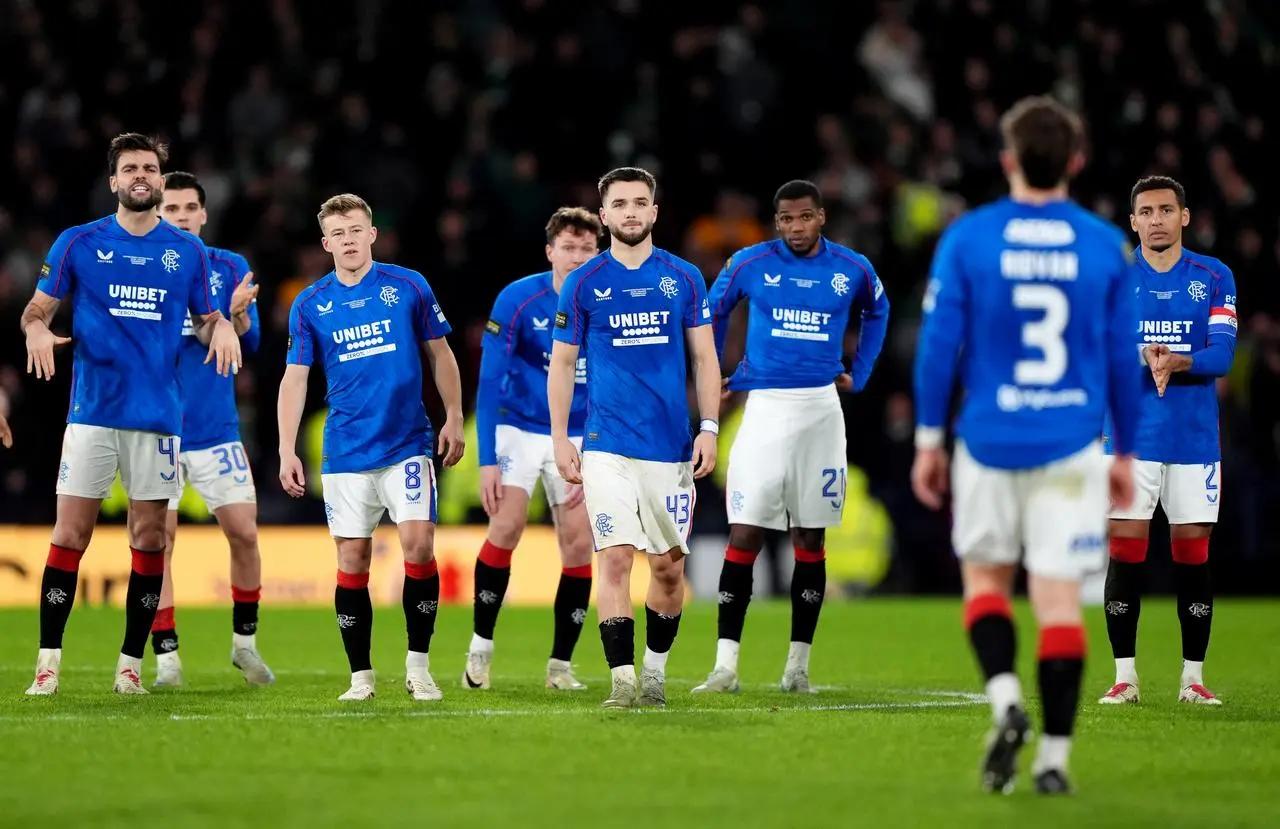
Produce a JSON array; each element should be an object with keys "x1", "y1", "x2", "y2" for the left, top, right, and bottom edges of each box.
[
  {"x1": 495, "y1": 424, "x2": 582, "y2": 506},
  {"x1": 166, "y1": 440, "x2": 258, "y2": 512},
  {"x1": 951, "y1": 440, "x2": 1111, "y2": 581},
  {"x1": 725, "y1": 385, "x2": 847, "y2": 530},
  {"x1": 580, "y1": 450, "x2": 695, "y2": 556},
  {"x1": 1108, "y1": 460, "x2": 1220, "y2": 525},
  {"x1": 57, "y1": 423, "x2": 181, "y2": 502},
  {"x1": 322, "y1": 455, "x2": 436, "y2": 538}
]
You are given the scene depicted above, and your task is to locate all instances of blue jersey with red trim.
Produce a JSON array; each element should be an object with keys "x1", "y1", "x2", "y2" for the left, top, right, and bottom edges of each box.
[
  {"x1": 1104, "y1": 248, "x2": 1237, "y2": 464},
  {"x1": 36, "y1": 215, "x2": 216, "y2": 436},
  {"x1": 286, "y1": 262, "x2": 451, "y2": 474},
  {"x1": 475, "y1": 271, "x2": 588, "y2": 466},
  {"x1": 708, "y1": 238, "x2": 891, "y2": 392},
  {"x1": 553, "y1": 248, "x2": 710, "y2": 463}
]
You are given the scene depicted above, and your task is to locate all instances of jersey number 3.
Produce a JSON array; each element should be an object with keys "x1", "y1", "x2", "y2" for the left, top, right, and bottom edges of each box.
[{"x1": 1013, "y1": 284, "x2": 1069, "y2": 385}]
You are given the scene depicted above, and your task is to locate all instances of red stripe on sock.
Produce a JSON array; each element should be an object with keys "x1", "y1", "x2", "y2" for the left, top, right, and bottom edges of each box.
[
  {"x1": 794, "y1": 547, "x2": 826, "y2": 563},
  {"x1": 405, "y1": 559, "x2": 438, "y2": 580},
  {"x1": 963, "y1": 593, "x2": 1012, "y2": 630},
  {"x1": 231, "y1": 586, "x2": 261, "y2": 603},
  {"x1": 1109, "y1": 536, "x2": 1148, "y2": 564},
  {"x1": 151, "y1": 607, "x2": 175, "y2": 632},
  {"x1": 1039, "y1": 625, "x2": 1086, "y2": 660},
  {"x1": 562, "y1": 564, "x2": 592, "y2": 579},
  {"x1": 130, "y1": 547, "x2": 165, "y2": 577},
  {"x1": 1171, "y1": 537, "x2": 1209, "y2": 565},
  {"x1": 478, "y1": 540, "x2": 513, "y2": 569},
  {"x1": 724, "y1": 545, "x2": 759, "y2": 566},
  {"x1": 336, "y1": 570, "x2": 370, "y2": 589},
  {"x1": 47, "y1": 544, "x2": 84, "y2": 572}
]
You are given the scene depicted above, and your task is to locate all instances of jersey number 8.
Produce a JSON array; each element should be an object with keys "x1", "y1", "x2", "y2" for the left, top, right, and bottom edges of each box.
[{"x1": 1012, "y1": 284, "x2": 1069, "y2": 386}]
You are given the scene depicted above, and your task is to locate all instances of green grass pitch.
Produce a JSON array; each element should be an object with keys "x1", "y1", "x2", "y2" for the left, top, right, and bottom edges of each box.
[{"x1": 1, "y1": 599, "x2": 1276, "y2": 828}]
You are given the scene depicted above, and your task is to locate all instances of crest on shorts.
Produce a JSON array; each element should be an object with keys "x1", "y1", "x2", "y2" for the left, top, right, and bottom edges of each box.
[{"x1": 594, "y1": 513, "x2": 614, "y2": 537}]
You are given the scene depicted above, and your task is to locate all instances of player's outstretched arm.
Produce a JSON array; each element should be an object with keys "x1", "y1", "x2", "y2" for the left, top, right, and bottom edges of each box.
[
  {"x1": 548, "y1": 340, "x2": 582, "y2": 485},
  {"x1": 424, "y1": 337, "x2": 465, "y2": 467},
  {"x1": 687, "y1": 324, "x2": 721, "y2": 479},
  {"x1": 20, "y1": 290, "x2": 70, "y2": 381},
  {"x1": 277, "y1": 363, "x2": 310, "y2": 497}
]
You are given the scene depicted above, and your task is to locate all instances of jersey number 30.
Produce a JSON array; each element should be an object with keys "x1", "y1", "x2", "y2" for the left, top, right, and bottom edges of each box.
[{"x1": 1013, "y1": 284, "x2": 1069, "y2": 385}]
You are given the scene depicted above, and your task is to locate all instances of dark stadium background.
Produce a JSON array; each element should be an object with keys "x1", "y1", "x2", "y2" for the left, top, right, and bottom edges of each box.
[{"x1": 1, "y1": 0, "x2": 1277, "y2": 596}]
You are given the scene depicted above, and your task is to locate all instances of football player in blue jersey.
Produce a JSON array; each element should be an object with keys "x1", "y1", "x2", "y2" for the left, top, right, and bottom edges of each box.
[
  {"x1": 549, "y1": 167, "x2": 722, "y2": 708},
  {"x1": 1098, "y1": 177, "x2": 1236, "y2": 707},
  {"x1": 135, "y1": 171, "x2": 272, "y2": 689},
  {"x1": 279, "y1": 193, "x2": 465, "y2": 702},
  {"x1": 464, "y1": 207, "x2": 600, "y2": 692},
  {"x1": 912, "y1": 97, "x2": 1141, "y2": 795},
  {"x1": 694, "y1": 179, "x2": 890, "y2": 695},
  {"x1": 21, "y1": 133, "x2": 241, "y2": 696}
]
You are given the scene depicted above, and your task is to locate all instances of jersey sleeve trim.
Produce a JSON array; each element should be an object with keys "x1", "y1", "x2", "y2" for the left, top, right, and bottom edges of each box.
[
  {"x1": 568, "y1": 260, "x2": 609, "y2": 341},
  {"x1": 48, "y1": 227, "x2": 97, "y2": 297},
  {"x1": 289, "y1": 282, "x2": 326, "y2": 366},
  {"x1": 655, "y1": 253, "x2": 710, "y2": 327},
  {"x1": 712, "y1": 249, "x2": 774, "y2": 316},
  {"x1": 503, "y1": 288, "x2": 550, "y2": 356},
  {"x1": 383, "y1": 270, "x2": 446, "y2": 339}
]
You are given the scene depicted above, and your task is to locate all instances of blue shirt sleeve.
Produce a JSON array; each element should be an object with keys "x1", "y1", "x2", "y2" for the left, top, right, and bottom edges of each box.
[
  {"x1": 36, "y1": 227, "x2": 82, "y2": 299},
  {"x1": 849, "y1": 264, "x2": 891, "y2": 392},
  {"x1": 708, "y1": 255, "x2": 746, "y2": 356},
  {"x1": 476, "y1": 287, "x2": 521, "y2": 467},
  {"x1": 187, "y1": 239, "x2": 216, "y2": 318},
  {"x1": 913, "y1": 226, "x2": 967, "y2": 432},
  {"x1": 411, "y1": 272, "x2": 452, "y2": 341},
  {"x1": 553, "y1": 272, "x2": 586, "y2": 346},
  {"x1": 1189, "y1": 264, "x2": 1238, "y2": 378},
  {"x1": 231, "y1": 253, "x2": 261, "y2": 355},
  {"x1": 286, "y1": 297, "x2": 315, "y2": 367},
  {"x1": 1106, "y1": 243, "x2": 1142, "y2": 455}
]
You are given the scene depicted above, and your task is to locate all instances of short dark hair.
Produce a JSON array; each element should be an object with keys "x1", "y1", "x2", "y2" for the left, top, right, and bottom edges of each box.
[
  {"x1": 545, "y1": 206, "x2": 602, "y2": 244},
  {"x1": 163, "y1": 171, "x2": 206, "y2": 206},
  {"x1": 1129, "y1": 175, "x2": 1186, "y2": 213},
  {"x1": 107, "y1": 133, "x2": 169, "y2": 176},
  {"x1": 999, "y1": 96, "x2": 1083, "y2": 189},
  {"x1": 773, "y1": 180, "x2": 823, "y2": 211},
  {"x1": 597, "y1": 167, "x2": 657, "y2": 202}
]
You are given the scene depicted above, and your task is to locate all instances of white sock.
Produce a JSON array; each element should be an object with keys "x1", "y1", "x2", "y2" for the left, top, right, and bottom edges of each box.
[
  {"x1": 1181, "y1": 659, "x2": 1204, "y2": 687},
  {"x1": 714, "y1": 639, "x2": 740, "y2": 673},
  {"x1": 786, "y1": 641, "x2": 811, "y2": 672},
  {"x1": 406, "y1": 651, "x2": 429, "y2": 673},
  {"x1": 37, "y1": 647, "x2": 62, "y2": 664},
  {"x1": 469, "y1": 634, "x2": 494, "y2": 655},
  {"x1": 1034, "y1": 735, "x2": 1072, "y2": 773},
  {"x1": 157, "y1": 650, "x2": 181, "y2": 666},
  {"x1": 548, "y1": 657, "x2": 571, "y2": 671},
  {"x1": 1115, "y1": 657, "x2": 1138, "y2": 686},
  {"x1": 642, "y1": 648, "x2": 668, "y2": 673},
  {"x1": 611, "y1": 664, "x2": 637, "y2": 685},
  {"x1": 985, "y1": 672, "x2": 1023, "y2": 724},
  {"x1": 117, "y1": 653, "x2": 142, "y2": 675},
  {"x1": 351, "y1": 668, "x2": 375, "y2": 687},
  {"x1": 232, "y1": 633, "x2": 256, "y2": 651}
]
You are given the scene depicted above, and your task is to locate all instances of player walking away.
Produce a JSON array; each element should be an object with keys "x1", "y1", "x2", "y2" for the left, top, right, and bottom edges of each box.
[
  {"x1": 911, "y1": 97, "x2": 1141, "y2": 795},
  {"x1": 22, "y1": 133, "x2": 242, "y2": 696},
  {"x1": 549, "y1": 167, "x2": 721, "y2": 709},
  {"x1": 278, "y1": 194, "x2": 465, "y2": 702},
  {"x1": 1098, "y1": 177, "x2": 1237, "y2": 707},
  {"x1": 139, "y1": 171, "x2": 272, "y2": 688},
  {"x1": 465, "y1": 207, "x2": 600, "y2": 691},
  {"x1": 694, "y1": 180, "x2": 891, "y2": 695}
]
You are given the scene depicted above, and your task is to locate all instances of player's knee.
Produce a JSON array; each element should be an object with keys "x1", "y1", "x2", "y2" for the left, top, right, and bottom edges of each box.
[
  {"x1": 487, "y1": 515, "x2": 525, "y2": 550},
  {"x1": 791, "y1": 528, "x2": 825, "y2": 555},
  {"x1": 560, "y1": 530, "x2": 593, "y2": 569},
  {"x1": 649, "y1": 555, "x2": 683, "y2": 593},
  {"x1": 1027, "y1": 573, "x2": 1083, "y2": 627},
  {"x1": 225, "y1": 523, "x2": 259, "y2": 560},
  {"x1": 1109, "y1": 536, "x2": 1148, "y2": 564},
  {"x1": 598, "y1": 548, "x2": 631, "y2": 585},
  {"x1": 1171, "y1": 535, "x2": 1210, "y2": 565},
  {"x1": 727, "y1": 524, "x2": 766, "y2": 554}
]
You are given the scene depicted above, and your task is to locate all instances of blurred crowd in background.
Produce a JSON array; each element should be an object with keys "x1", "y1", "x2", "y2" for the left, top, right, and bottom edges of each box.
[{"x1": 1, "y1": 0, "x2": 1278, "y2": 593}]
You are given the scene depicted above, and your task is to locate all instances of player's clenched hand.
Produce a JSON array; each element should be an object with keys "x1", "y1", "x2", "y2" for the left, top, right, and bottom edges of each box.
[
  {"x1": 561, "y1": 482, "x2": 585, "y2": 509},
  {"x1": 692, "y1": 431, "x2": 717, "y2": 479},
  {"x1": 230, "y1": 272, "x2": 259, "y2": 317},
  {"x1": 1109, "y1": 455, "x2": 1136, "y2": 511},
  {"x1": 835, "y1": 373, "x2": 854, "y2": 393},
  {"x1": 911, "y1": 447, "x2": 950, "y2": 510},
  {"x1": 479, "y1": 465, "x2": 503, "y2": 516},
  {"x1": 0, "y1": 413, "x2": 12, "y2": 449},
  {"x1": 438, "y1": 417, "x2": 465, "y2": 467},
  {"x1": 25, "y1": 324, "x2": 72, "y2": 381},
  {"x1": 279, "y1": 452, "x2": 306, "y2": 497},
  {"x1": 554, "y1": 436, "x2": 582, "y2": 485},
  {"x1": 204, "y1": 317, "x2": 242, "y2": 377},
  {"x1": 720, "y1": 377, "x2": 732, "y2": 402}
]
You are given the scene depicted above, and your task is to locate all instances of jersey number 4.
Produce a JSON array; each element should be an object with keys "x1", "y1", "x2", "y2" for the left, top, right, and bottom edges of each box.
[{"x1": 1013, "y1": 284, "x2": 1069, "y2": 385}]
